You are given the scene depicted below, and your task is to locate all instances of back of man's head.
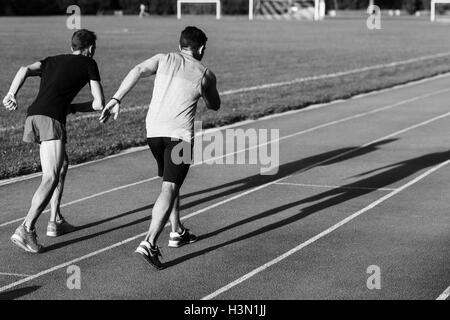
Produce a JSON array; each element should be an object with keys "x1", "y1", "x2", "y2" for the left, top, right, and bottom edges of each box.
[
  {"x1": 72, "y1": 29, "x2": 97, "y2": 51},
  {"x1": 180, "y1": 26, "x2": 208, "y2": 51}
]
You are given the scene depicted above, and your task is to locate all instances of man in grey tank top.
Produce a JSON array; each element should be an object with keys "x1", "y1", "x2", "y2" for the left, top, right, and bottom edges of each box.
[{"x1": 101, "y1": 27, "x2": 220, "y2": 270}]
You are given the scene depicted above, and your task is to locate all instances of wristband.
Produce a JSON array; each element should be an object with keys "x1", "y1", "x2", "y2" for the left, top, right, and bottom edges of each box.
[{"x1": 112, "y1": 97, "x2": 121, "y2": 104}]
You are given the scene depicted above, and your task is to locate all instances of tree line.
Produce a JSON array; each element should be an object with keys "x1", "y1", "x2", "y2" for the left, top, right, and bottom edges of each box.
[
  {"x1": 0, "y1": 0, "x2": 440, "y2": 16},
  {"x1": 0, "y1": 0, "x2": 250, "y2": 15}
]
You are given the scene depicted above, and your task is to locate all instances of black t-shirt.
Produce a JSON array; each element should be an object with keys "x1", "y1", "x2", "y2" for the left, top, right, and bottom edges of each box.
[{"x1": 27, "y1": 54, "x2": 101, "y2": 124}]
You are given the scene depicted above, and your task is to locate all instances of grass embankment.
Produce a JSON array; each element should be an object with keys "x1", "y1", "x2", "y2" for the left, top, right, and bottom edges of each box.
[{"x1": 1, "y1": 16, "x2": 450, "y2": 178}]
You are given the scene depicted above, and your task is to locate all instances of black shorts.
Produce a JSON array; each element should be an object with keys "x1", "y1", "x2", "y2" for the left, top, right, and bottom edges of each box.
[{"x1": 147, "y1": 137, "x2": 192, "y2": 186}]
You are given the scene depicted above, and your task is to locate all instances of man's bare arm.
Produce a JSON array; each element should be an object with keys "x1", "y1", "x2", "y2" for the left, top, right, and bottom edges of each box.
[
  {"x1": 8, "y1": 61, "x2": 42, "y2": 95},
  {"x1": 70, "y1": 80, "x2": 105, "y2": 113},
  {"x1": 201, "y1": 69, "x2": 221, "y2": 111},
  {"x1": 3, "y1": 61, "x2": 42, "y2": 111},
  {"x1": 111, "y1": 54, "x2": 162, "y2": 102},
  {"x1": 100, "y1": 54, "x2": 162, "y2": 123}
]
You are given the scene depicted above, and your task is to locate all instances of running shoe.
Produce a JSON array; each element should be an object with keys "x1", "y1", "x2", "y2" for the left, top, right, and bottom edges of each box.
[
  {"x1": 46, "y1": 218, "x2": 76, "y2": 237},
  {"x1": 11, "y1": 224, "x2": 42, "y2": 253},
  {"x1": 135, "y1": 241, "x2": 164, "y2": 270},
  {"x1": 168, "y1": 228, "x2": 198, "y2": 248}
]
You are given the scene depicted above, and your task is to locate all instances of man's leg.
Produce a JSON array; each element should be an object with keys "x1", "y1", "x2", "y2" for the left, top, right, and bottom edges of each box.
[
  {"x1": 168, "y1": 192, "x2": 183, "y2": 234},
  {"x1": 135, "y1": 181, "x2": 178, "y2": 270},
  {"x1": 23, "y1": 140, "x2": 65, "y2": 230},
  {"x1": 167, "y1": 189, "x2": 197, "y2": 248},
  {"x1": 12, "y1": 140, "x2": 65, "y2": 253},
  {"x1": 136, "y1": 138, "x2": 193, "y2": 268},
  {"x1": 144, "y1": 181, "x2": 179, "y2": 246},
  {"x1": 165, "y1": 140, "x2": 196, "y2": 247},
  {"x1": 46, "y1": 151, "x2": 76, "y2": 237},
  {"x1": 49, "y1": 152, "x2": 69, "y2": 222}
]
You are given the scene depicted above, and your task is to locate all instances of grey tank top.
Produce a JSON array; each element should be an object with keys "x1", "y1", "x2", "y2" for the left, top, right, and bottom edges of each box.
[{"x1": 146, "y1": 52, "x2": 208, "y2": 142}]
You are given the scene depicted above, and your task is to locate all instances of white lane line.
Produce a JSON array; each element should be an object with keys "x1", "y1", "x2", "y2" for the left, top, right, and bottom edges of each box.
[
  {"x1": 202, "y1": 159, "x2": 450, "y2": 300},
  {"x1": 437, "y1": 286, "x2": 450, "y2": 300},
  {"x1": 1, "y1": 87, "x2": 449, "y2": 228},
  {"x1": 2, "y1": 52, "x2": 450, "y2": 134},
  {"x1": 2, "y1": 71, "x2": 450, "y2": 188},
  {"x1": 0, "y1": 117, "x2": 261, "y2": 186},
  {"x1": 275, "y1": 182, "x2": 396, "y2": 191},
  {"x1": 1, "y1": 109, "x2": 449, "y2": 294},
  {"x1": 0, "y1": 176, "x2": 161, "y2": 227},
  {"x1": 220, "y1": 51, "x2": 450, "y2": 95},
  {"x1": 0, "y1": 272, "x2": 31, "y2": 278}
]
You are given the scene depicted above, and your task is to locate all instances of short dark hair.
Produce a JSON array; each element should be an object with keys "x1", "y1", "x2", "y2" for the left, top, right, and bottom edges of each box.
[
  {"x1": 180, "y1": 26, "x2": 208, "y2": 50},
  {"x1": 72, "y1": 29, "x2": 97, "y2": 51}
]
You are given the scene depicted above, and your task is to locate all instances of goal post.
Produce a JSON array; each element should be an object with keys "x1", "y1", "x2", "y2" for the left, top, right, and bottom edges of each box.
[
  {"x1": 252, "y1": 0, "x2": 325, "y2": 21},
  {"x1": 176, "y1": 0, "x2": 325, "y2": 21},
  {"x1": 431, "y1": 0, "x2": 450, "y2": 21},
  {"x1": 177, "y1": 0, "x2": 221, "y2": 19}
]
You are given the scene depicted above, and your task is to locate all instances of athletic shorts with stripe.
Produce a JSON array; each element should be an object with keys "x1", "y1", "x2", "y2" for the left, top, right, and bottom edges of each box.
[{"x1": 147, "y1": 137, "x2": 192, "y2": 186}]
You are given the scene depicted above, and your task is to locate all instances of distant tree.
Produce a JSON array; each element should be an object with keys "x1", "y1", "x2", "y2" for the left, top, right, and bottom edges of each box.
[
  {"x1": 336, "y1": 0, "x2": 370, "y2": 9},
  {"x1": 402, "y1": 0, "x2": 420, "y2": 13},
  {"x1": 149, "y1": 0, "x2": 176, "y2": 15},
  {"x1": 222, "y1": 0, "x2": 248, "y2": 14},
  {"x1": 0, "y1": 0, "x2": 442, "y2": 16},
  {"x1": 76, "y1": 0, "x2": 100, "y2": 14},
  {"x1": 118, "y1": 0, "x2": 141, "y2": 13}
]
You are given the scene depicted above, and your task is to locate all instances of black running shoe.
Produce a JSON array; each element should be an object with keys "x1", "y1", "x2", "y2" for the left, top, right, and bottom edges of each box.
[
  {"x1": 168, "y1": 228, "x2": 198, "y2": 248},
  {"x1": 135, "y1": 241, "x2": 164, "y2": 270}
]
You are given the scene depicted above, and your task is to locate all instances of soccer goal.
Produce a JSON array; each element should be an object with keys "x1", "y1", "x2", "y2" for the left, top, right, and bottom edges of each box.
[
  {"x1": 431, "y1": 0, "x2": 450, "y2": 21},
  {"x1": 177, "y1": 0, "x2": 324, "y2": 21},
  {"x1": 252, "y1": 0, "x2": 325, "y2": 21},
  {"x1": 177, "y1": 0, "x2": 221, "y2": 19}
]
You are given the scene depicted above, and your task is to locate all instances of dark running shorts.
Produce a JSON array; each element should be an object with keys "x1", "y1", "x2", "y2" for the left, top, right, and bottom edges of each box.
[
  {"x1": 23, "y1": 115, "x2": 67, "y2": 144},
  {"x1": 147, "y1": 137, "x2": 193, "y2": 186}
]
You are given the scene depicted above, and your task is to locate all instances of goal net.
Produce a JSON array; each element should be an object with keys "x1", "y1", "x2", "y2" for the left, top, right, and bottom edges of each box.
[
  {"x1": 431, "y1": 0, "x2": 450, "y2": 22},
  {"x1": 176, "y1": 0, "x2": 325, "y2": 21},
  {"x1": 252, "y1": 0, "x2": 325, "y2": 21},
  {"x1": 177, "y1": 0, "x2": 221, "y2": 19}
]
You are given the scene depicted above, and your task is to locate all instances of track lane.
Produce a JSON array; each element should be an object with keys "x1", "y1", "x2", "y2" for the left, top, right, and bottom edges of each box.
[{"x1": 0, "y1": 76, "x2": 448, "y2": 298}]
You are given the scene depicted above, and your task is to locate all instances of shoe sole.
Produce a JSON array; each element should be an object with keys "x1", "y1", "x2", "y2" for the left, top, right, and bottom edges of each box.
[
  {"x1": 134, "y1": 251, "x2": 164, "y2": 271},
  {"x1": 46, "y1": 231, "x2": 61, "y2": 237},
  {"x1": 46, "y1": 224, "x2": 76, "y2": 237},
  {"x1": 168, "y1": 238, "x2": 198, "y2": 248},
  {"x1": 11, "y1": 234, "x2": 40, "y2": 253}
]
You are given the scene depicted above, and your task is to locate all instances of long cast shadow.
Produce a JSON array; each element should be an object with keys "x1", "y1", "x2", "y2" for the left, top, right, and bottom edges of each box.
[
  {"x1": 181, "y1": 139, "x2": 398, "y2": 205},
  {"x1": 0, "y1": 286, "x2": 40, "y2": 300},
  {"x1": 45, "y1": 139, "x2": 396, "y2": 252},
  {"x1": 72, "y1": 139, "x2": 397, "y2": 232},
  {"x1": 165, "y1": 150, "x2": 450, "y2": 268}
]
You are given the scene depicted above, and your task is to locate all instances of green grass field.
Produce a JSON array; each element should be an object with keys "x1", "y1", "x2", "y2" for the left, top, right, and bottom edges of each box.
[{"x1": 1, "y1": 15, "x2": 450, "y2": 179}]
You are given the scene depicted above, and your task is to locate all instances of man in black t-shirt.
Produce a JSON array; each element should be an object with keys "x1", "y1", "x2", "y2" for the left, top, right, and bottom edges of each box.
[{"x1": 2, "y1": 29, "x2": 105, "y2": 253}]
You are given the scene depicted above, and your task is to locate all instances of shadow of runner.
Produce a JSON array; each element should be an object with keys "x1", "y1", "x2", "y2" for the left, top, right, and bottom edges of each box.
[
  {"x1": 0, "y1": 286, "x2": 40, "y2": 300},
  {"x1": 165, "y1": 150, "x2": 450, "y2": 268},
  {"x1": 73, "y1": 205, "x2": 153, "y2": 232},
  {"x1": 71, "y1": 139, "x2": 397, "y2": 233},
  {"x1": 44, "y1": 139, "x2": 397, "y2": 252},
  {"x1": 182, "y1": 139, "x2": 398, "y2": 205}
]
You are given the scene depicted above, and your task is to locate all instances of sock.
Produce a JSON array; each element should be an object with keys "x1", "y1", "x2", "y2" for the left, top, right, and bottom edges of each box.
[{"x1": 23, "y1": 222, "x2": 33, "y2": 233}]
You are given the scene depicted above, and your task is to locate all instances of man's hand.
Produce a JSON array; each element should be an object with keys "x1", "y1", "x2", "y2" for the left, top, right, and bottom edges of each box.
[
  {"x1": 99, "y1": 99, "x2": 120, "y2": 123},
  {"x1": 3, "y1": 93, "x2": 17, "y2": 111}
]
